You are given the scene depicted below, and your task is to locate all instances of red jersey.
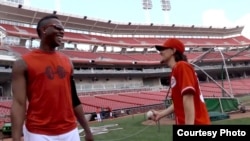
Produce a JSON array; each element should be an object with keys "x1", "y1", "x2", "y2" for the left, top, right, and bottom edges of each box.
[
  {"x1": 22, "y1": 49, "x2": 77, "y2": 135},
  {"x1": 170, "y1": 61, "x2": 210, "y2": 125}
]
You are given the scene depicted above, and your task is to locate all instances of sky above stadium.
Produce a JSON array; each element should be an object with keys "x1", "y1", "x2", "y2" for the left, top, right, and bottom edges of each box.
[{"x1": 25, "y1": 0, "x2": 250, "y2": 38}]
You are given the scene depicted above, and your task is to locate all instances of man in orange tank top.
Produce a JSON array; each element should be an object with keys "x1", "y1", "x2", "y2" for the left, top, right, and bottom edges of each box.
[
  {"x1": 11, "y1": 15, "x2": 94, "y2": 141},
  {"x1": 151, "y1": 38, "x2": 211, "y2": 125}
]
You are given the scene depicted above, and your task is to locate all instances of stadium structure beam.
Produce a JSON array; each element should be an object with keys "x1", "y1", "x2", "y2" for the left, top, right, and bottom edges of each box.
[
  {"x1": 0, "y1": 26, "x2": 6, "y2": 46},
  {"x1": 111, "y1": 24, "x2": 119, "y2": 35},
  {"x1": 30, "y1": 11, "x2": 37, "y2": 25},
  {"x1": 89, "y1": 21, "x2": 98, "y2": 33},
  {"x1": 63, "y1": 16, "x2": 70, "y2": 27},
  {"x1": 190, "y1": 62, "x2": 233, "y2": 98},
  {"x1": 191, "y1": 48, "x2": 213, "y2": 64},
  {"x1": 226, "y1": 45, "x2": 250, "y2": 61},
  {"x1": 218, "y1": 48, "x2": 233, "y2": 96},
  {"x1": 132, "y1": 25, "x2": 140, "y2": 35},
  {"x1": 155, "y1": 26, "x2": 163, "y2": 35}
]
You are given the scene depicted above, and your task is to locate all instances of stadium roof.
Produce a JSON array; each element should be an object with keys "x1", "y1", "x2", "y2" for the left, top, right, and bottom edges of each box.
[{"x1": 0, "y1": 2, "x2": 244, "y2": 37}]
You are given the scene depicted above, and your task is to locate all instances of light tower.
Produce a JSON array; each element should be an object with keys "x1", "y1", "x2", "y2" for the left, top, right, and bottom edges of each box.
[
  {"x1": 24, "y1": 0, "x2": 30, "y2": 6},
  {"x1": 55, "y1": 0, "x2": 61, "y2": 12},
  {"x1": 2, "y1": 0, "x2": 24, "y2": 4},
  {"x1": 161, "y1": 0, "x2": 171, "y2": 24},
  {"x1": 142, "y1": 0, "x2": 152, "y2": 24}
]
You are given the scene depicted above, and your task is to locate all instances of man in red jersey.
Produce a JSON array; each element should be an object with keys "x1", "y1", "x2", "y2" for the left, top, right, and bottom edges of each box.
[
  {"x1": 11, "y1": 15, "x2": 94, "y2": 141},
  {"x1": 151, "y1": 38, "x2": 211, "y2": 125}
]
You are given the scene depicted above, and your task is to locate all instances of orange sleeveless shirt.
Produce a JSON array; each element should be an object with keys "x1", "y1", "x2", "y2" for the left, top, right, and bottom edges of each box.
[{"x1": 22, "y1": 49, "x2": 77, "y2": 135}]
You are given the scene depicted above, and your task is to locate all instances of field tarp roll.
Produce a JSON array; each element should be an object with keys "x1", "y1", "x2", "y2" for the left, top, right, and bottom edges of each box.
[{"x1": 164, "y1": 97, "x2": 239, "y2": 113}]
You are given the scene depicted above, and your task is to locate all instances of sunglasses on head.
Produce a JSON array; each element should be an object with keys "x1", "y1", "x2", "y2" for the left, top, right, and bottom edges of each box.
[{"x1": 43, "y1": 24, "x2": 64, "y2": 31}]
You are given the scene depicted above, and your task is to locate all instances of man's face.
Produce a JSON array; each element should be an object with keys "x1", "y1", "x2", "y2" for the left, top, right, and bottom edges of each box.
[
  {"x1": 159, "y1": 48, "x2": 174, "y2": 63},
  {"x1": 42, "y1": 19, "x2": 64, "y2": 48}
]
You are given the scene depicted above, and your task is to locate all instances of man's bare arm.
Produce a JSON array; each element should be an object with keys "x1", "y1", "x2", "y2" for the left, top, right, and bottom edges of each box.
[
  {"x1": 69, "y1": 60, "x2": 94, "y2": 141},
  {"x1": 183, "y1": 93, "x2": 195, "y2": 124},
  {"x1": 11, "y1": 59, "x2": 27, "y2": 141},
  {"x1": 74, "y1": 105, "x2": 93, "y2": 141}
]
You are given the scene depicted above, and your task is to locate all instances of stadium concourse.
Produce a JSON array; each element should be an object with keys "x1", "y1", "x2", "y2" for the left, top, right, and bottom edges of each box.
[{"x1": 0, "y1": 2, "x2": 250, "y2": 138}]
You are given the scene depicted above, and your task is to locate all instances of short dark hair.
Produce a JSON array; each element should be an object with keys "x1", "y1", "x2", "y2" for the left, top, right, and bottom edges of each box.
[{"x1": 36, "y1": 14, "x2": 59, "y2": 38}]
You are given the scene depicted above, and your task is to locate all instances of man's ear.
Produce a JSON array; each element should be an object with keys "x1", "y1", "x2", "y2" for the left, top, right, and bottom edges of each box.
[
  {"x1": 43, "y1": 27, "x2": 47, "y2": 34},
  {"x1": 39, "y1": 28, "x2": 46, "y2": 38}
]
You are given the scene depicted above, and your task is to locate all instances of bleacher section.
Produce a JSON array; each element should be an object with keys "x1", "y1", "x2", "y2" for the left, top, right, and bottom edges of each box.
[
  {"x1": 3, "y1": 45, "x2": 250, "y2": 63},
  {"x1": 1, "y1": 22, "x2": 250, "y2": 64},
  {"x1": 0, "y1": 78, "x2": 248, "y2": 116},
  {"x1": 0, "y1": 106, "x2": 11, "y2": 128},
  {"x1": 1, "y1": 24, "x2": 250, "y2": 48}
]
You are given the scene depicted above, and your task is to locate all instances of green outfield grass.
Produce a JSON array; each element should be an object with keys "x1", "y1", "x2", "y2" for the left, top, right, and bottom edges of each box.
[
  {"x1": 212, "y1": 117, "x2": 250, "y2": 124},
  {"x1": 80, "y1": 114, "x2": 250, "y2": 141}
]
